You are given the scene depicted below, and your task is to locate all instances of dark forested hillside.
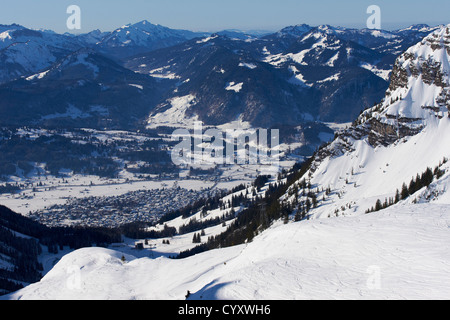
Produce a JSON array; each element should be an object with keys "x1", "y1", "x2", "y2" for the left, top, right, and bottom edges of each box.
[{"x1": 0, "y1": 205, "x2": 122, "y2": 295}]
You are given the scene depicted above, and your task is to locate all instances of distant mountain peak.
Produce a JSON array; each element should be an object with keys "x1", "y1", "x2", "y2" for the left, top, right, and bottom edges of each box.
[
  {"x1": 277, "y1": 24, "x2": 312, "y2": 37},
  {"x1": 131, "y1": 20, "x2": 163, "y2": 28},
  {"x1": 96, "y1": 20, "x2": 209, "y2": 59},
  {"x1": 316, "y1": 24, "x2": 335, "y2": 31},
  {"x1": 396, "y1": 24, "x2": 443, "y2": 34},
  {"x1": 397, "y1": 24, "x2": 430, "y2": 32},
  {"x1": 135, "y1": 19, "x2": 151, "y2": 25},
  {"x1": 128, "y1": 20, "x2": 165, "y2": 30},
  {"x1": 0, "y1": 23, "x2": 25, "y2": 30}
]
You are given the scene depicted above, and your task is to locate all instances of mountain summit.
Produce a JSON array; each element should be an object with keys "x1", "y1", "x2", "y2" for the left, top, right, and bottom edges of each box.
[{"x1": 97, "y1": 20, "x2": 208, "y2": 59}]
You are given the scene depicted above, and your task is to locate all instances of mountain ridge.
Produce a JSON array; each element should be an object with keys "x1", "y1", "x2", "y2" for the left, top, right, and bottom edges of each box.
[
  {"x1": 0, "y1": 48, "x2": 166, "y2": 129},
  {"x1": 1, "y1": 24, "x2": 450, "y2": 301},
  {"x1": 283, "y1": 24, "x2": 450, "y2": 220}
]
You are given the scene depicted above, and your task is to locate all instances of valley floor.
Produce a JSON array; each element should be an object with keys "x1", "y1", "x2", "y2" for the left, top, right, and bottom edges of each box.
[{"x1": 3, "y1": 202, "x2": 450, "y2": 300}]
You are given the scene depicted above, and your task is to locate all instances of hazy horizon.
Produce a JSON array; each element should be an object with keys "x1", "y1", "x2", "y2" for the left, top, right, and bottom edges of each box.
[
  {"x1": 0, "y1": 0, "x2": 448, "y2": 34},
  {"x1": 2, "y1": 19, "x2": 448, "y2": 36}
]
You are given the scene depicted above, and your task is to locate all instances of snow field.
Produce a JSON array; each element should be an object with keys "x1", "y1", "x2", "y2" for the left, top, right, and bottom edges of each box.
[{"x1": 5, "y1": 202, "x2": 450, "y2": 300}]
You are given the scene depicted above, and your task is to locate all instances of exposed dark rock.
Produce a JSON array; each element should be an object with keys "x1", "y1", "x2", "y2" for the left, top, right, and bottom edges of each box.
[{"x1": 388, "y1": 61, "x2": 409, "y2": 91}]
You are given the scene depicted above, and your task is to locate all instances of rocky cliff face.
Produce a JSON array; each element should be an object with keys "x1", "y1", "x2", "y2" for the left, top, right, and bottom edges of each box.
[{"x1": 312, "y1": 25, "x2": 450, "y2": 166}]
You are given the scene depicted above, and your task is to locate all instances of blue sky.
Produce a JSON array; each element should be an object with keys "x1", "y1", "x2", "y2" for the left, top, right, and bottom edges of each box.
[{"x1": 0, "y1": 0, "x2": 449, "y2": 33}]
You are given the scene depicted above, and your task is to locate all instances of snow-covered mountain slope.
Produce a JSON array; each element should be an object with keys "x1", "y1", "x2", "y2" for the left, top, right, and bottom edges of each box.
[
  {"x1": 127, "y1": 29, "x2": 391, "y2": 127},
  {"x1": 129, "y1": 23, "x2": 442, "y2": 128},
  {"x1": 0, "y1": 48, "x2": 165, "y2": 129},
  {"x1": 0, "y1": 24, "x2": 81, "y2": 51},
  {"x1": 0, "y1": 41, "x2": 58, "y2": 84},
  {"x1": 3, "y1": 202, "x2": 450, "y2": 300},
  {"x1": 76, "y1": 29, "x2": 110, "y2": 46},
  {"x1": 264, "y1": 27, "x2": 385, "y2": 69},
  {"x1": 0, "y1": 24, "x2": 84, "y2": 83},
  {"x1": 96, "y1": 20, "x2": 208, "y2": 59},
  {"x1": 0, "y1": 21, "x2": 207, "y2": 84},
  {"x1": 282, "y1": 25, "x2": 450, "y2": 219},
  {"x1": 128, "y1": 34, "x2": 327, "y2": 129},
  {"x1": 0, "y1": 22, "x2": 438, "y2": 131},
  {"x1": 313, "y1": 24, "x2": 442, "y2": 57},
  {"x1": 260, "y1": 23, "x2": 441, "y2": 84}
]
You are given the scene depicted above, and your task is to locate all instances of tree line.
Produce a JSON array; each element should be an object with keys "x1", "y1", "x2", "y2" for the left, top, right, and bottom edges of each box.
[
  {"x1": 366, "y1": 160, "x2": 447, "y2": 213},
  {"x1": 175, "y1": 159, "x2": 315, "y2": 259}
]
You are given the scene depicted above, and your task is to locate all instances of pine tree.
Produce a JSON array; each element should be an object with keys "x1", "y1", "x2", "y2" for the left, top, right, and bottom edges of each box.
[
  {"x1": 305, "y1": 198, "x2": 312, "y2": 212},
  {"x1": 422, "y1": 167, "x2": 433, "y2": 187},
  {"x1": 283, "y1": 213, "x2": 289, "y2": 224},
  {"x1": 294, "y1": 210, "x2": 302, "y2": 222},
  {"x1": 395, "y1": 189, "x2": 400, "y2": 203},
  {"x1": 192, "y1": 233, "x2": 202, "y2": 243},
  {"x1": 401, "y1": 183, "x2": 409, "y2": 200},
  {"x1": 409, "y1": 178, "x2": 417, "y2": 195},
  {"x1": 312, "y1": 195, "x2": 318, "y2": 208},
  {"x1": 375, "y1": 199, "x2": 383, "y2": 211}
]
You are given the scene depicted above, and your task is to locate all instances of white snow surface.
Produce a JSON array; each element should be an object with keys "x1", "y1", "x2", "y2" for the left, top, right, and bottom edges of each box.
[
  {"x1": 360, "y1": 63, "x2": 392, "y2": 81},
  {"x1": 238, "y1": 62, "x2": 257, "y2": 69},
  {"x1": 196, "y1": 35, "x2": 218, "y2": 44},
  {"x1": 147, "y1": 94, "x2": 198, "y2": 128},
  {"x1": 225, "y1": 82, "x2": 244, "y2": 92},
  {"x1": 4, "y1": 203, "x2": 450, "y2": 300}
]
